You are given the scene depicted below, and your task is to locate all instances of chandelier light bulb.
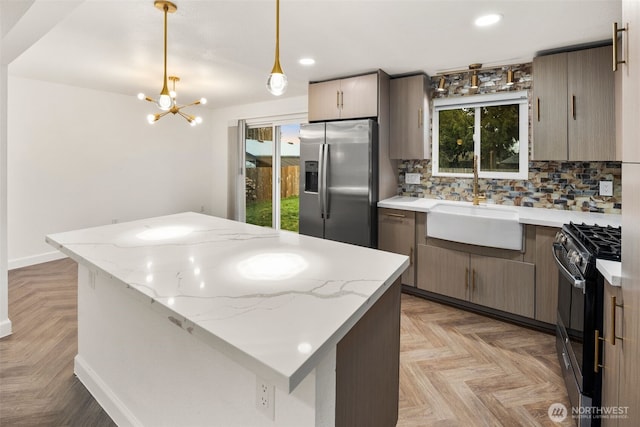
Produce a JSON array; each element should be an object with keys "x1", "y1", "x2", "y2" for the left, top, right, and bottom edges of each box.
[
  {"x1": 147, "y1": 114, "x2": 157, "y2": 124},
  {"x1": 157, "y1": 94, "x2": 172, "y2": 111},
  {"x1": 170, "y1": 90, "x2": 177, "y2": 98},
  {"x1": 195, "y1": 116, "x2": 203, "y2": 124},
  {"x1": 137, "y1": 93, "x2": 145, "y2": 100},
  {"x1": 200, "y1": 98, "x2": 207, "y2": 105},
  {"x1": 267, "y1": 72, "x2": 288, "y2": 96}
]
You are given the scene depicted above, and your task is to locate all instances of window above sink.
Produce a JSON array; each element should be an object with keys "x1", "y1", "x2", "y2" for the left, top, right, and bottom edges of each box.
[{"x1": 432, "y1": 91, "x2": 529, "y2": 179}]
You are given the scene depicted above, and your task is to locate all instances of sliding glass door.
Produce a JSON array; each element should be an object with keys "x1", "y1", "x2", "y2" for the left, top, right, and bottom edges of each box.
[{"x1": 243, "y1": 122, "x2": 301, "y2": 232}]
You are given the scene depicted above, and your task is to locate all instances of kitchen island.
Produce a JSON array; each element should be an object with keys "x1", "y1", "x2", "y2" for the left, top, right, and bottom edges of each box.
[{"x1": 46, "y1": 212, "x2": 408, "y2": 427}]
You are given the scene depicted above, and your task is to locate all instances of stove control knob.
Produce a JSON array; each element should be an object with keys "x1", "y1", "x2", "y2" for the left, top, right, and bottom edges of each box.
[
  {"x1": 568, "y1": 250, "x2": 583, "y2": 266},
  {"x1": 555, "y1": 232, "x2": 567, "y2": 244}
]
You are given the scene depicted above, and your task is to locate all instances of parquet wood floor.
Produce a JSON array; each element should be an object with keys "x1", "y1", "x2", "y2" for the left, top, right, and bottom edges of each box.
[
  {"x1": 399, "y1": 293, "x2": 574, "y2": 427},
  {"x1": 0, "y1": 259, "x2": 574, "y2": 426}
]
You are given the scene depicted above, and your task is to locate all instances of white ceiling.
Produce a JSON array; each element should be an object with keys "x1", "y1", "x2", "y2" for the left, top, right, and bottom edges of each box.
[{"x1": 5, "y1": 0, "x2": 622, "y2": 110}]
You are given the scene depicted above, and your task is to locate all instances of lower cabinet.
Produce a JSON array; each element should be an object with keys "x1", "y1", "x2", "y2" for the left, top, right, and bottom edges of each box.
[
  {"x1": 418, "y1": 244, "x2": 535, "y2": 318},
  {"x1": 534, "y1": 226, "x2": 561, "y2": 324},
  {"x1": 602, "y1": 280, "x2": 623, "y2": 427},
  {"x1": 378, "y1": 208, "x2": 415, "y2": 286},
  {"x1": 418, "y1": 245, "x2": 468, "y2": 300}
]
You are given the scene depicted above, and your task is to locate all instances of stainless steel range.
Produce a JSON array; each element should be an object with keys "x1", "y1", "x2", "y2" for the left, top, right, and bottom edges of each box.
[{"x1": 553, "y1": 222, "x2": 621, "y2": 427}]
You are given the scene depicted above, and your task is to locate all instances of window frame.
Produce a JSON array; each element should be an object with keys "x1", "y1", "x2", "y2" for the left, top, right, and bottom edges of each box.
[{"x1": 432, "y1": 91, "x2": 529, "y2": 179}]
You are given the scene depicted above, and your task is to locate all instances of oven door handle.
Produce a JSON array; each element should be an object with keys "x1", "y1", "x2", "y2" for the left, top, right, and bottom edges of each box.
[{"x1": 552, "y1": 243, "x2": 586, "y2": 292}]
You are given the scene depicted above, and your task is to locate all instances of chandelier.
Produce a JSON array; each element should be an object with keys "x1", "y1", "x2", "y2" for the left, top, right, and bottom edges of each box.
[{"x1": 137, "y1": 1, "x2": 206, "y2": 126}]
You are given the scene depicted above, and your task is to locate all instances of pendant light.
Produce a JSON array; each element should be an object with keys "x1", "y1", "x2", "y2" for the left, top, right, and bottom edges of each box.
[
  {"x1": 266, "y1": 0, "x2": 287, "y2": 96},
  {"x1": 137, "y1": 1, "x2": 206, "y2": 125}
]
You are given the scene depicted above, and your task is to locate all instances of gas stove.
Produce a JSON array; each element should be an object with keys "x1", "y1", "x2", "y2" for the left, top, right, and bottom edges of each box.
[
  {"x1": 553, "y1": 221, "x2": 622, "y2": 427},
  {"x1": 554, "y1": 223, "x2": 621, "y2": 283}
]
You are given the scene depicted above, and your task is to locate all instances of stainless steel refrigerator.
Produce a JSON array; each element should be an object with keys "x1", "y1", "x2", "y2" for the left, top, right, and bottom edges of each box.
[{"x1": 299, "y1": 119, "x2": 378, "y2": 247}]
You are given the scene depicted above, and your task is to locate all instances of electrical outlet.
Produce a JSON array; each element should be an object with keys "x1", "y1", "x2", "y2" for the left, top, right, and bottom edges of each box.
[
  {"x1": 405, "y1": 173, "x2": 421, "y2": 184},
  {"x1": 255, "y1": 377, "x2": 275, "y2": 420},
  {"x1": 599, "y1": 180, "x2": 613, "y2": 197}
]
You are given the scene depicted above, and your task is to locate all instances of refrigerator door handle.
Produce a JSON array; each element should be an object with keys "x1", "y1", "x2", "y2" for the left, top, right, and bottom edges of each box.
[
  {"x1": 322, "y1": 143, "x2": 330, "y2": 219},
  {"x1": 318, "y1": 144, "x2": 325, "y2": 218}
]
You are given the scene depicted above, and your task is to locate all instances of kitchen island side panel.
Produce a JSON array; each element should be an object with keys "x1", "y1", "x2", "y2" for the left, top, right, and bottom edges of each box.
[{"x1": 75, "y1": 264, "x2": 323, "y2": 427}]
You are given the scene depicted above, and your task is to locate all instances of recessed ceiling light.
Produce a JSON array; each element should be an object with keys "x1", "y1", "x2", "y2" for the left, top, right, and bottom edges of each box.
[
  {"x1": 475, "y1": 13, "x2": 502, "y2": 27},
  {"x1": 299, "y1": 58, "x2": 315, "y2": 66}
]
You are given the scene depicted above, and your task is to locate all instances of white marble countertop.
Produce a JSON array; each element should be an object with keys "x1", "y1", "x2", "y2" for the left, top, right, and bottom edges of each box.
[
  {"x1": 46, "y1": 212, "x2": 409, "y2": 393},
  {"x1": 378, "y1": 196, "x2": 622, "y2": 228},
  {"x1": 597, "y1": 259, "x2": 622, "y2": 287}
]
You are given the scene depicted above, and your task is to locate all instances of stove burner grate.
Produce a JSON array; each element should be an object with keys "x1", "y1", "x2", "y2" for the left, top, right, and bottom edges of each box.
[{"x1": 568, "y1": 223, "x2": 621, "y2": 262}]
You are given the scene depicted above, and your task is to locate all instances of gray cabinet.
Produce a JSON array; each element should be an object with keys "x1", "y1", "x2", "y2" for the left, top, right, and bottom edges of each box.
[
  {"x1": 620, "y1": 1, "x2": 640, "y2": 163},
  {"x1": 308, "y1": 73, "x2": 378, "y2": 122},
  {"x1": 418, "y1": 245, "x2": 468, "y2": 300},
  {"x1": 378, "y1": 208, "x2": 415, "y2": 286},
  {"x1": 390, "y1": 74, "x2": 430, "y2": 159},
  {"x1": 533, "y1": 45, "x2": 616, "y2": 161},
  {"x1": 618, "y1": 2, "x2": 640, "y2": 423},
  {"x1": 417, "y1": 242, "x2": 535, "y2": 318},
  {"x1": 534, "y1": 226, "x2": 560, "y2": 324},
  {"x1": 602, "y1": 280, "x2": 623, "y2": 427}
]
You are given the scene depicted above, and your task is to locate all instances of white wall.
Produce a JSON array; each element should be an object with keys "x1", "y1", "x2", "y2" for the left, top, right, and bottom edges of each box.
[
  {"x1": 8, "y1": 76, "x2": 214, "y2": 268},
  {"x1": 209, "y1": 95, "x2": 307, "y2": 219}
]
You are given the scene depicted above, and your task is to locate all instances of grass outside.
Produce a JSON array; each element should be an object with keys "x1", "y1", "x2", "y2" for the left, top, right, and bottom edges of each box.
[{"x1": 246, "y1": 196, "x2": 299, "y2": 232}]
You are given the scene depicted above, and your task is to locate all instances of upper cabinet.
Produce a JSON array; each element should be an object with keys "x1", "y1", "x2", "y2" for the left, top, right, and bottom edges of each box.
[
  {"x1": 532, "y1": 45, "x2": 617, "y2": 161},
  {"x1": 389, "y1": 74, "x2": 430, "y2": 159},
  {"x1": 619, "y1": 1, "x2": 640, "y2": 163},
  {"x1": 308, "y1": 73, "x2": 379, "y2": 122}
]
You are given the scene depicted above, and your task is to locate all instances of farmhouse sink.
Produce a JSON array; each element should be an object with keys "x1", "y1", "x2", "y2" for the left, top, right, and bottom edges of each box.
[{"x1": 426, "y1": 203, "x2": 523, "y2": 250}]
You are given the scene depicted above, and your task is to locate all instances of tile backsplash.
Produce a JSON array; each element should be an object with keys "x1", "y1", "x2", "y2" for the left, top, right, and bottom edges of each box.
[{"x1": 399, "y1": 160, "x2": 621, "y2": 214}]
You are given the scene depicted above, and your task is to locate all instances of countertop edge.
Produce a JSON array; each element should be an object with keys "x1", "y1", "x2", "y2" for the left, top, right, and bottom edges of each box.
[{"x1": 597, "y1": 259, "x2": 622, "y2": 287}]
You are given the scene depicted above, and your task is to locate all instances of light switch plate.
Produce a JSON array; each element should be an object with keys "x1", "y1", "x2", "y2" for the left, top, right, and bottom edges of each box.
[
  {"x1": 405, "y1": 173, "x2": 421, "y2": 184},
  {"x1": 599, "y1": 180, "x2": 613, "y2": 197}
]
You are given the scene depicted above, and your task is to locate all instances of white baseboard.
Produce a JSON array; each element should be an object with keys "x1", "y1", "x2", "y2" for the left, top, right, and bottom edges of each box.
[
  {"x1": 0, "y1": 318, "x2": 12, "y2": 338},
  {"x1": 74, "y1": 355, "x2": 142, "y2": 427},
  {"x1": 8, "y1": 251, "x2": 67, "y2": 270}
]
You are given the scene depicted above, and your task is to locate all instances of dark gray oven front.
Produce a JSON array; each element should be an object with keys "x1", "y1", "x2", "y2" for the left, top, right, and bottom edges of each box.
[{"x1": 554, "y1": 235, "x2": 603, "y2": 427}]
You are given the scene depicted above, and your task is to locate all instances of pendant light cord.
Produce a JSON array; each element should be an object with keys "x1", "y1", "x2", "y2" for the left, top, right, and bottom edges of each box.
[
  {"x1": 271, "y1": 0, "x2": 283, "y2": 73},
  {"x1": 160, "y1": 3, "x2": 169, "y2": 96}
]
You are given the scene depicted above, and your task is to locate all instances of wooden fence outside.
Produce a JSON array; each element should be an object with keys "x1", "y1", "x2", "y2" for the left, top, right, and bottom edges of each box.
[{"x1": 246, "y1": 166, "x2": 300, "y2": 203}]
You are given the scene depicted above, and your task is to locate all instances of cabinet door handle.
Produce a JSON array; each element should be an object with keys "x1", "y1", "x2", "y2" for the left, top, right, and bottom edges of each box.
[
  {"x1": 595, "y1": 330, "x2": 603, "y2": 373},
  {"x1": 336, "y1": 91, "x2": 340, "y2": 109},
  {"x1": 465, "y1": 268, "x2": 469, "y2": 290},
  {"x1": 409, "y1": 247, "x2": 414, "y2": 266},
  {"x1": 340, "y1": 91, "x2": 344, "y2": 109},
  {"x1": 472, "y1": 269, "x2": 476, "y2": 292},
  {"x1": 611, "y1": 295, "x2": 624, "y2": 345},
  {"x1": 418, "y1": 107, "x2": 423, "y2": 128},
  {"x1": 613, "y1": 22, "x2": 627, "y2": 72},
  {"x1": 536, "y1": 97, "x2": 540, "y2": 122},
  {"x1": 571, "y1": 95, "x2": 576, "y2": 120}
]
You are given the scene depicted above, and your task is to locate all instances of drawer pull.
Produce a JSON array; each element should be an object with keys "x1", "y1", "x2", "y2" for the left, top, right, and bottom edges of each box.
[
  {"x1": 386, "y1": 213, "x2": 405, "y2": 218},
  {"x1": 611, "y1": 295, "x2": 624, "y2": 345}
]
